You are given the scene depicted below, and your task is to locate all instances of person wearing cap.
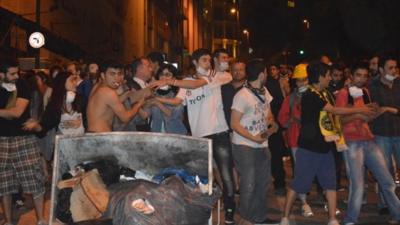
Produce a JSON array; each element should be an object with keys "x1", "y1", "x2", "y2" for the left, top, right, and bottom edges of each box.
[{"x1": 278, "y1": 63, "x2": 314, "y2": 218}]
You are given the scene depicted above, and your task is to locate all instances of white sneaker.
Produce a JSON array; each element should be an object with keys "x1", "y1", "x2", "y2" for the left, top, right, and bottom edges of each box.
[
  {"x1": 280, "y1": 217, "x2": 290, "y2": 225},
  {"x1": 327, "y1": 219, "x2": 340, "y2": 225},
  {"x1": 301, "y1": 203, "x2": 314, "y2": 217},
  {"x1": 324, "y1": 204, "x2": 341, "y2": 215}
]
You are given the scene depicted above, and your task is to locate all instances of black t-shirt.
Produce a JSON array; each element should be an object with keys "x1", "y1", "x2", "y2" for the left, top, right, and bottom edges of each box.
[
  {"x1": 0, "y1": 79, "x2": 32, "y2": 136},
  {"x1": 221, "y1": 83, "x2": 242, "y2": 129},
  {"x1": 265, "y1": 78, "x2": 284, "y2": 118},
  {"x1": 297, "y1": 89, "x2": 335, "y2": 153}
]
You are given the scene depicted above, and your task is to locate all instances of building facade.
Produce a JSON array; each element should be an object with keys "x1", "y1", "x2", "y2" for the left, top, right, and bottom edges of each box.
[{"x1": 0, "y1": 0, "x2": 210, "y2": 68}]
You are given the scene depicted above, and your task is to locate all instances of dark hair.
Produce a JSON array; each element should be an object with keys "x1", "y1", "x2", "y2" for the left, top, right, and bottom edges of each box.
[
  {"x1": 130, "y1": 57, "x2": 146, "y2": 75},
  {"x1": 100, "y1": 60, "x2": 124, "y2": 73},
  {"x1": 67, "y1": 61, "x2": 81, "y2": 71},
  {"x1": 147, "y1": 51, "x2": 165, "y2": 65},
  {"x1": 246, "y1": 59, "x2": 266, "y2": 82},
  {"x1": 46, "y1": 72, "x2": 81, "y2": 115},
  {"x1": 331, "y1": 63, "x2": 344, "y2": 72},
  {"x1": 156, "y1": 64, "x2": 178, "y2": 80},
  {"x1": 191, "y1": 48, "x2": 211, "y2": 63},
  {"x1": 0, "y1": 59, "x2": 18, "y2": 74},
  {"x1": 378, "y1": 54, "x2": 397, "y2": 69},
  {"x1": 350, "y1": 61, "x2": 369, "y2": 75},
  {"x1": 212, "y1": 48, "x2": 229, "y2": 59},
  {"x1": 267, "y1": 63, "x2": 279, "y2": 69},
  {"x1": 307, "y1": 62, "x2": 331, "y2": 84}
]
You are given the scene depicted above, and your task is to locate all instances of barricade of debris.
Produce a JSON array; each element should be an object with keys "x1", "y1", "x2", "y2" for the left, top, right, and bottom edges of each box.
[{"x1": 55, "y1": 159, "x2": 220, "y2": 225}]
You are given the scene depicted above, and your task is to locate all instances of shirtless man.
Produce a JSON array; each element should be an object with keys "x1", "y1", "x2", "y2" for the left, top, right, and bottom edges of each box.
[{"x1": 87, "y1": 61, "x2": 151, "y2": 132}]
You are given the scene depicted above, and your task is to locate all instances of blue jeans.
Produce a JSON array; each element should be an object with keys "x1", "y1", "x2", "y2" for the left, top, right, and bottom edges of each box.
[
  {"x1": 343, "y1": 140, "x2": 400, "y2": 224},
  {"x1": 150, "y1": 104, "x2": 187, "y2": 135},
  {"x1": 375, "y1": 135, "x2": 400, "y2": 208},
  {"x1": 232, "y1": 144, "x2": 271, "y2": 223}
]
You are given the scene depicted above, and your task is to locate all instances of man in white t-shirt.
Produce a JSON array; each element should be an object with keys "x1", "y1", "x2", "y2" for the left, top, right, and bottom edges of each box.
[
  {"x1": 156, "y1": 48, "x2": 236, "y2": 224},
  {"x1": 231, "y1": 59, "x2": 279, "y2": 225}
]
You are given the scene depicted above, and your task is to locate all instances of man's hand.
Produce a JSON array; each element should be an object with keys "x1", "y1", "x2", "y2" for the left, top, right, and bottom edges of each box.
[
  {"x1": 358, "y1": 103, "x2": 379, "y2": 117},
  {"x1": 376, "y1": 106, "x2": 398, "y2": 117},
  {"x1": 62, "y1": 119, "x2": 82, "y2": 129},
  {"x1": 143, "y1": 98, "x2": 158, "y2": 108},
  {"x1": 148, "y1": 80, "x2": 169, "y2": 89},
  {"x1": 252, "y1": 133, "x2": 268, "y2": 144},
  {"x1": 22, "y1": 118, "x2": 41, "y2": 132},
  {"x1": 267, "y1": 121, "x2": 279, "y2": 136},
  {"x1": 129, "y1": 88, "x2": 153, "y2": 103}
]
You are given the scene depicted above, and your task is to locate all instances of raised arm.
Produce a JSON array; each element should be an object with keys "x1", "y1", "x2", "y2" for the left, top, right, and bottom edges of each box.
[
  {"x1": 0, "y1": 98, "x2": 29, "y2": 119},
  {"x1": 155, "y1": 96, "x2": 183, "y2": 106},
  {"x1": 149, "y1": 78, "x2": 207, "y2": 90},
  {"x1": 107, "y1": 90, "x2": 145, "y2": 123}
]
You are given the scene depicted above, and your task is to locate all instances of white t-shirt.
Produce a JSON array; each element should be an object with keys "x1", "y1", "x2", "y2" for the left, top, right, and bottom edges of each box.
[
  {"x1": 176, "y1": 70, "x2": 232, "y2": 137},
  {"x1": 231, "y1": 87, "x2": 273, "y2": 148},
  {"x1": 58, "y1": 111, "x2": 84, "y2": 135}
]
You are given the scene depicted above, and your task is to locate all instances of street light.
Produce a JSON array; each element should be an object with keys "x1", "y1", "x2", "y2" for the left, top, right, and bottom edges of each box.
[
  {"x1": 243, "y1": 29, "x2": 249, "y2": 42},
  {"x1": 230, "y1": 7, "x2": 237, "y2": 14},
  {"x1": 303, "y1": 19, "x2": 310, "y2": 29}
]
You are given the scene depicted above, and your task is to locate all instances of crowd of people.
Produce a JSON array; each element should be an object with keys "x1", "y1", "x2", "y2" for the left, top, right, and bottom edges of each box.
[{"x1": 1, "y1": 49, "x2": 400, "y2": 225}]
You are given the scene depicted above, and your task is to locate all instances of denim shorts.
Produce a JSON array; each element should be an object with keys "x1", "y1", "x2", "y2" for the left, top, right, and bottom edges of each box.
[{"x1": 291, "y1": 147, "x2": 336, "y2": 193}]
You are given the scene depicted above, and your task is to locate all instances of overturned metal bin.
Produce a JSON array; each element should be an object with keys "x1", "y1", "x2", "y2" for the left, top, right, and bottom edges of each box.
[{"x1": 49, "y1": 132, "x2": 213, "y2": 225}]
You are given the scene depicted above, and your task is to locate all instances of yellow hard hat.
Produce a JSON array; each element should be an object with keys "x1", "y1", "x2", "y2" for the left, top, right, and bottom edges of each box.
[{"x1": 292, "y1": 63, "x2": 308, "y2": 79}]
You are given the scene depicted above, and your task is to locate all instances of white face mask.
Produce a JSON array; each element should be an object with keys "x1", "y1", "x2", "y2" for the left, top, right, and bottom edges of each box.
[
  {"x1": 196, "y1": 67, "x2": 210, "y2": 76},
  {"x1": 349, "y1": 86, "x2": 363, "y2": 98},
  {"x1": 219, "y1": 62, "x2": 229, "y2": 71},
  {"x1": 1, "y1": 82, "x2": 16, "y2": 92},
  {"x1": 384, "y1": 74, "x2": 396, "y2": 82},
  {"x1": 298, "y1": 86, "x2": 308, "y2": 93},
  {"x1": 52, "y1": 71, "x2": 59, "y2": 78},
  {"x1": 66, "y1": 91, "x2": 76, "y2": 104},
  {"x1": 159, "y1": 85, "x2": 171, "y2": 91}
]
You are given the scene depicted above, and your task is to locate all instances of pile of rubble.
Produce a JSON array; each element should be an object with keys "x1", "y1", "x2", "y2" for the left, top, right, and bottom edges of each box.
[{"x1": 55, "y1": 159, "x2": 220, "y2": 225}]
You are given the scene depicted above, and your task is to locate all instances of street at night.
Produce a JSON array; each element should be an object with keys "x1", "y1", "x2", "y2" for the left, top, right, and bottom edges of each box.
[{"x1": 1, "y1": 1, "x2": 400, "y2": 225}]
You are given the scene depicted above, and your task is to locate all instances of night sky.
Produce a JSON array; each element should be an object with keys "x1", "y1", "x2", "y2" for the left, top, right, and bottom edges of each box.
[{"x1": 241, "y1": 0, "x2": 400, "y2": 64}]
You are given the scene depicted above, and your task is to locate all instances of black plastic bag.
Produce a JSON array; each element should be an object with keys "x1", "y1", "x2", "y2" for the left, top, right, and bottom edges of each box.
[{"x1": 105, "y1": 176, "x2": 221, "y2": 225}]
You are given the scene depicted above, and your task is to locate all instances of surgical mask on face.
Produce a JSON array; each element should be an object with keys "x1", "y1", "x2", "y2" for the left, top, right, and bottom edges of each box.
[
  {"x1": 219, "y1": 62, "x2": 229, "y2": 71},
  {"x1": 66, "y1": 91, "x2": 76, "y2": 104},
  {"x1": 52, "y1": 71, "x2": 59, "y2": 78},
  {"x1": 159, "y1": 85, "x2": 171, "y2": 90},
  {"x1": 385, "y1": 74, "x2": 396, "y2": 82},
  {"x1": 298, "y1": 86, "x2": 308, "y2": 93},
  {"x1": 196, "y1": 67, "x2": 210, "y2": 76},
  {"x1": 1, "y1": 82, "x2": 16, "y2": 92},
  {"x1": 349, "y1": 86, "x2": 363, "y2": 98}
]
